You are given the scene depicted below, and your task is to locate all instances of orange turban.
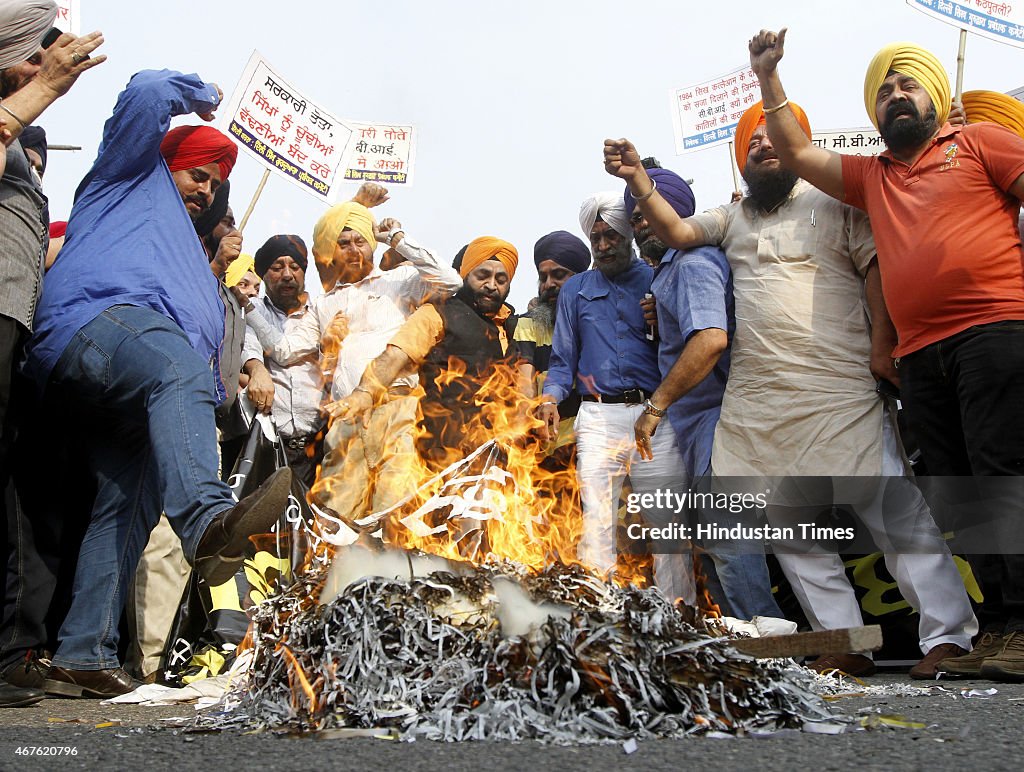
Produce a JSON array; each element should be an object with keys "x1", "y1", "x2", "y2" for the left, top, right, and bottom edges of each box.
[
  {"x1": 459, "y1": 236, "x2": 518, "y2": 279},
  {"x1": 733, "y1": 100, "x2": 812, "y2": 173},
  {"x1": 962, "y1": 90, "x2": 1024, "y2": 138}
]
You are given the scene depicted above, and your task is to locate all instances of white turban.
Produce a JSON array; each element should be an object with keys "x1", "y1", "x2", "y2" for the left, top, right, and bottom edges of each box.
[
  {"x1": 0, "y1": 0, "x2": 56, "y2": 70},
  {"x1": 579, "y1": 191, "x2": 631, "y2": 240}
]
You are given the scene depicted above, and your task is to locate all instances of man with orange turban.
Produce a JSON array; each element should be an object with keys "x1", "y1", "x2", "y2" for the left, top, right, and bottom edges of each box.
[
  {"x1": 244, "y1": 200, "x2": 461, "y2": 535},
  {"x1": 746, "y1": 28, "x2": 1024, "y2": 681},
  {"x1": 334, "y1": 236, "x2": 526, "y2": 474},
  {"x1": 18, "y1": 69, "x2": 297, "y2": 699},
  {"x1": 605, "y1": 95, "x2": 977, "y2": 680}
]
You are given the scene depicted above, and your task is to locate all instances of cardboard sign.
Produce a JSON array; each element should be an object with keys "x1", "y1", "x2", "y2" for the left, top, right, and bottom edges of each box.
[
  {"x1": 907, "y1": 0, "x2": 1024, "y2": 48},
  {"x1": 222, "y1": 51, "x2": 353, "y2": 202},
  {"x1": 343, "y1": 122, "x2": 416, "y2": 186},
  {"x1": 672, "y1": 65, "x2": 762, "y2": 153}
]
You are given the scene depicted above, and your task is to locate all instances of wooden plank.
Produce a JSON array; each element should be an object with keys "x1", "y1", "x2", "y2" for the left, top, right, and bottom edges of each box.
[{"x1": 729, "y1": 625, "x2": 883, "y2": 658}]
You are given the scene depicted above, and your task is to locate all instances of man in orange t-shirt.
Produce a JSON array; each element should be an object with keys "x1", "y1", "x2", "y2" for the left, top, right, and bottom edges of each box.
[{"x1": 747, "y1": 28, "x2": 1024, "y2": 681}]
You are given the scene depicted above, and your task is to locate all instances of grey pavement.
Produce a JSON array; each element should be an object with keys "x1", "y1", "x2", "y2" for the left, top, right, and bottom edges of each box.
[{"x1": 0, "y1": 674, "x2": 1021, "y2": 771}]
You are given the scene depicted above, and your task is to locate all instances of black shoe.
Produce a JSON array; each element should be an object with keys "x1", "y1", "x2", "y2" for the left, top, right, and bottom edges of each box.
[
  {"x1": 194, "y1": 467, "x2": 293, "y2": 586},
  {"x1": 2, "y1": 652, "x2": 49, "y2": 689},
  {"x1": 44, "y1": 666, "x2": 143, "y2": 698},
  {"x1": 0, "y1": 679, "x2": 44, "y2": 707}
]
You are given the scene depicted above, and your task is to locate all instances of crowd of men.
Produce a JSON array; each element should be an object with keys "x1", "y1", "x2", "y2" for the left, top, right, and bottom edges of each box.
[{"x1": 1, "y1": 2, "x2": 1023, "y2": 708}]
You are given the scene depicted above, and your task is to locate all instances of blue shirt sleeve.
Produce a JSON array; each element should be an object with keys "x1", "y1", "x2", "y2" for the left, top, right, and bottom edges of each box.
[
  {"x1": 543, "y1": 277, "x2": 580, "y2": 403},
  {"x1": 674, "y1": 249, "x2": 730, "y2": 342},
  {"x1": 88, "y1": 70, "x2": 221, "y2": 184}
]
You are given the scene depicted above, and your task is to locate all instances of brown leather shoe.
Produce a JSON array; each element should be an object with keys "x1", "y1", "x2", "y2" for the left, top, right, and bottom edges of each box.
[
  {"x1": 808, "y1": 653, "x2": 877, "y2": 678},
  {"x1": 940, "y1": 631, "x2": 1005, "y2": 677},
  {"x1": 910, "y1": 643, "x2": 968, "y2": 680},
  {"x1": 194, "y1": 467, "x2": 293, "y2": 586},
  {"x1": 2, "y1": 652, "x2": 48, "y2": 689},
  {"x1": 44, "y1": 666, "x2": 143, "y2": 698},
  {"x1": 979, "y1": 631, "x2": 1024, "y2": 682}
]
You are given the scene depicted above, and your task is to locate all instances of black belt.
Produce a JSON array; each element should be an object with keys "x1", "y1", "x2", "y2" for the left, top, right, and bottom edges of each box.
[{"x1": 580, "y1": 388, "x2": 648, "y2": 405}]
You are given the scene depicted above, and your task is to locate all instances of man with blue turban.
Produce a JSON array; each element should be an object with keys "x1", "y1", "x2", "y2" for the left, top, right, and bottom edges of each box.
[{"x1": 606, "y1": 94, "x2": 977, "y2": 681}]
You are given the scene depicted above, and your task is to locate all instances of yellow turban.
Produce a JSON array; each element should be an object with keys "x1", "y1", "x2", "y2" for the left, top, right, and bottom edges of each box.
[
  {"x1": 864, "y1": 43, "x2": 951, "y2": 129},
  {"x1": 734, "y1": 100, "x2": 812, "y2": 173},
  {"x1": 460, "y1": 236, "x2": 519, "y2": 279},
  {"x1": 311, "y1": 202, "x2": 377, "y2": 262},
  {"x1": 962, "y1": 90, "x2": 1024, "y2": 138},
  {"x1": 224, "y1": 253, "x2": 255, "y2": 287}
]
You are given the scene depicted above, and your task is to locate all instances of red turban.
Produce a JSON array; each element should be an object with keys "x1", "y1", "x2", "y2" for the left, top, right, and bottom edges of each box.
[
  {"x1": 734, "y1": 100, "x2": 812, "y2": 173},
  {"x1": 160, "y1": 125, "x2": 238, "y2": 182}
]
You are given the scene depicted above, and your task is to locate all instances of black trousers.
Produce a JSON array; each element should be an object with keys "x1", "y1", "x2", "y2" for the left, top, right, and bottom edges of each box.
[
  {"x1": 0, "y1": 371, "x2": 93, "y2": 670},
  {"x1": 900, "y1": 320, "x2": 1024, "y2": 631}
]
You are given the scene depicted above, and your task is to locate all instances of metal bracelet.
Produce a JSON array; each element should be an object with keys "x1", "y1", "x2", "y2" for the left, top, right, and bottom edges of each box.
[{"x1": 642, "y1": 398, "x2": 666, "y2": 418}]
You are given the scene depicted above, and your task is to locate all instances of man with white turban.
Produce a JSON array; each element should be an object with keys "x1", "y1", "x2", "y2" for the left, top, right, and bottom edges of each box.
[
  {"x1": 243, "y1": 198, "x2": 461, "y2": 540},
  {"x1": 746, "y1": 28, "x2": 1024, "y2": 681},
  {"x1": 538, "y1": 193, "x2": 694, "y2": 603}
]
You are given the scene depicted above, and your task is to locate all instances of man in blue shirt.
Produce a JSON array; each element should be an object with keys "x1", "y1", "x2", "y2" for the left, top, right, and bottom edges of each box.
[
  {"x1": 22, "y1": 69, "x2": 293, "y2": 698},
  {"x1": 626, "y1": 168, "x2": 784, "y2": 622},
  {"x1": 540, "y1": 192, "x2": 692, "y2": 602}
]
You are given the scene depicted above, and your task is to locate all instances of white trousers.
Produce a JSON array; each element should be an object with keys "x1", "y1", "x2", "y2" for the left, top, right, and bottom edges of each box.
[
  {"x1": 574, "y1": 402, "x2": 694, "y2": 603},
  {"x1": 773, "y1": 416, "x2": 978, "y2": 654}
]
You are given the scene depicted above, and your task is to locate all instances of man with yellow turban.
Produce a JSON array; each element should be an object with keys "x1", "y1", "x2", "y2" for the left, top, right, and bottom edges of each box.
[
  {"x1": 243, "y1": 200, "x2": 461, "y2": 537},
  {"x1": 746, "y1": 27, "x2": 1024, "y2": 682},
  {"x1": 333, "y1": 236, "x2": 525, "y2": 473},
  {"x1": 605, "y1": 95, "x2": 977, "y2": 680}
]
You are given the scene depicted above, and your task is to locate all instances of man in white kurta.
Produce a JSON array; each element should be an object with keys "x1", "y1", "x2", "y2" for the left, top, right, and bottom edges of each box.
[{"x1": 604, "y1": 102, "x2": 977, "y2": 679}]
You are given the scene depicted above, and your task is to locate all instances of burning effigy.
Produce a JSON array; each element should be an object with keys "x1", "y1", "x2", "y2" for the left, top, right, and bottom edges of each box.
[{"x1": 203, "y1": 422, "x2": 839, "y2": 741}]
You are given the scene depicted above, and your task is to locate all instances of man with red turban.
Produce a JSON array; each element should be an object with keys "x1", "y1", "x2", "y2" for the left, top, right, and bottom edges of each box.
[
  {"x1": 605, "y1": 95, "x2": 977, "y2": 680},
  {"x1": 21, "y1": 70, "x2": 291, "y2": 699}
]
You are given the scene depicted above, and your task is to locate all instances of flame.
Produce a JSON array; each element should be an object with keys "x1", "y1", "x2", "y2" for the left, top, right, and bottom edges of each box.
[{"x1": 308, "y1": 353, "x2": 652, "y2": 589}]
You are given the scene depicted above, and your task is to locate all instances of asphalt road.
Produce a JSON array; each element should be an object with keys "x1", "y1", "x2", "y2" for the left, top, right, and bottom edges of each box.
[{"x1": 0, "y1": 674, "x2": 1020, "y2": 771}]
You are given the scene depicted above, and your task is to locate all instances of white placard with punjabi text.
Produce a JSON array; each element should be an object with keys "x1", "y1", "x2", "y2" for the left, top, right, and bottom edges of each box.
[
  {"x1": 343, "y1": 122, "x2": 416, "y2": 186},
  {"x1": 812, "y1": 128, "x2": 885, "y2": 156},
  {"x1": 907, "y1": 0, "x2": 1024, "y2": 48},
  {"x1": 671, "y1": 65, "x2": 762, "y2": 154},
  {"x1": 53, "y1": 1, "x2": 80, "y2": 35},
  {"x1": 222, "y1": 52, "x2": 353, "y2": 203}
]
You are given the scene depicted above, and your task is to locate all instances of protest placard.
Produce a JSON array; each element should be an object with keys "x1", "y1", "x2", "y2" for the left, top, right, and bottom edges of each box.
[
  {"x1": 343, "y1": 122, "x2": 416, "y2": 186},
  {"x1": 811, "y1": 128, "x2": 884, "y2": 156},
  {"x1": 221, "y1": 51, "x2": 353, "y2": 203},
  {"x1": 907, "y1": 0, "x2": 1024, "y2": 48},
  {"x1": 671, "y1": 65, "x2": 761, "y2": 154},
  {"x1": 54, "y1": 0, "x2": 80, "y2": 34}
]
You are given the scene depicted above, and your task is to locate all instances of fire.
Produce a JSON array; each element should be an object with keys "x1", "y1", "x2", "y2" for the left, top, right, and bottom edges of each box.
[{"x1": 307, "y1": 353, "x2": 657, "y2": 591}]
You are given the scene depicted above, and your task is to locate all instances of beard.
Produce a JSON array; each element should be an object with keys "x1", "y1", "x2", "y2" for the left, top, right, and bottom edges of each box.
[
  {"x1": 879, "y1": 101, "x2": 938, "y2": 154},
  {"x1": 743, "y1": 163, "x2": 799, "y2": 212},
  {"x1": 638, "y1": 233, "x2": 669, "y2": 264},
  {"x1": 593, "y1": 241, "x2": 633, "y2": 278},
  {"x1": 528, "y1": 297, "x2": 555, "y2": 330},
  {"x1": 0, "y1": 68, "x2": 23, "y2": 99}
]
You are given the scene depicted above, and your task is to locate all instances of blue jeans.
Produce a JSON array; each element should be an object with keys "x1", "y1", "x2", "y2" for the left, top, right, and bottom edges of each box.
[
  {"x1": 48, "y1": 306, "x2": 235, "y2": 670},
  {"x1": 691, "y1": 471, "x2": 783, "y2": 620}
]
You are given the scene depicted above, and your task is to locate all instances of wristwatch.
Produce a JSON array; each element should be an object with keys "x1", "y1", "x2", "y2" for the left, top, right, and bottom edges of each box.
[{"x1": 642, "y1": 398, "x2": 666, "y2": 418}]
